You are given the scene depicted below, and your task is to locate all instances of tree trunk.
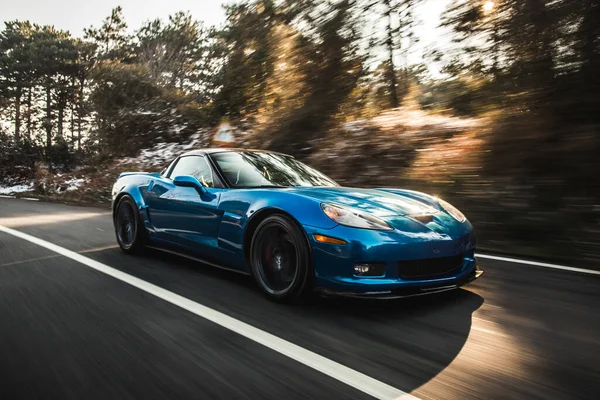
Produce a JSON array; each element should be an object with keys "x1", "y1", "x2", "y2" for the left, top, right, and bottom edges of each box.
[
  {"x1": 384, "y1": 0, "x2": 399, "y2": 109},
  {"x1": 170, "y1": 71, "x2": 178, "y2": 88},
  {"x1": 77, "y1": 114, "x2": 82, "y2": 149},
  {"x1": 77, "y1": 75, "x2": 85, "y2": 149},
  {"x1": 70, "y1": 102, "x2": 75, "y2": 144},
  {"x1": 26, "y1": 87, "x2": 32, "y2": 140},
  {"x1": 14, "y1": 86, "x2": 22, "y2": 142},
  {"x1": 70, "y1": 76, "x2": 75, "y2": 144},
  {"x1": 57, "y1": 91, "x2": 64, "y2": 139},
  {"x1": 45, "y1": 86, "x2": 52, "y2": 152},
  {"x1": 57, "y1": 106, "x2": 63, "y2": 138}
]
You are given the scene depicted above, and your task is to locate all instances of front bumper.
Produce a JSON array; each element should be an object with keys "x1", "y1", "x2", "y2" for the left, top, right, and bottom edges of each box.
[
  {"x1": 317, "y1": 266, "x2": 483, "y2": 299},
  {"x1": 304, "y1": 222, "x2": 480, "y2": 297}
]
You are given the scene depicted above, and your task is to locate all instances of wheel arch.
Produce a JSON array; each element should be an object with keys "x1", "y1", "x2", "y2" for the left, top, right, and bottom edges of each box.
[
  {"x1": 112, "y1": 185, "x2": 146, "y2": 221},
  {"x1": 112, "y1": 192, "x2": 129, "y2": 220},
  {"x1": 243, "y1": 207, "x2": 313, "y2": 269}
]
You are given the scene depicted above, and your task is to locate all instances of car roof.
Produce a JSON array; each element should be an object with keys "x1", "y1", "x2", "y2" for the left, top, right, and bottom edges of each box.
[{"x1": 181, "y1": 148, "x2": 292, "y2": 158}]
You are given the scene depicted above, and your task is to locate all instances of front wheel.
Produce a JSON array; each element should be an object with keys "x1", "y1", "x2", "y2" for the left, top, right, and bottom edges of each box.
[
  {"x1": 249, "y1": 214, "x2": 312, "y2": 301},
  {"x1": 114, "y1": 195, "x2": 144, "y2": 254}
]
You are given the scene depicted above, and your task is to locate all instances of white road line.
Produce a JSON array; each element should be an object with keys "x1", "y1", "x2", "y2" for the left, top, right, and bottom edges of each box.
[
  {"x1": 22, "y1": 197, "x2": 39, "y2": 201},
  {"x1": 0, "y1": 224, "x2": 417, "y2": 400},
  {"x1": 0, "y1": 195, "x2": 16, "y2": 199},
  {"x1": 476, "y1": 253, "x2": 600, "y2": 276}
]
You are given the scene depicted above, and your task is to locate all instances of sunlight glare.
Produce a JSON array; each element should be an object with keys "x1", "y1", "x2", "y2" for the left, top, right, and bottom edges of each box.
[{"x1": 0, "y1": 212, "x2": 110, "y2": 228}]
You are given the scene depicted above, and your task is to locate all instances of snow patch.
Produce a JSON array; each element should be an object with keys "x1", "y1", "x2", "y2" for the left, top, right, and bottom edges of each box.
[
  {"x1": 0, "y1": 183, "x2": 33, "y2": 194},
  {"x1": 63, "y1": 178, "x2": 86, "y2": 192}
]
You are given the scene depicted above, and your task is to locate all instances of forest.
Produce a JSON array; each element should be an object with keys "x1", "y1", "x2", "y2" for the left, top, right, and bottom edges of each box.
[{"x1": 0, "y1": 0, "x2": 599, "y2": 265}]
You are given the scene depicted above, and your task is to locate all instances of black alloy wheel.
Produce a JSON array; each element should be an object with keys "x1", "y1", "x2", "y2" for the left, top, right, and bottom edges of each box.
[
  {"x1": 114, "y1": 195, "x2": 144, "y2": 253},
  {"x1": 250, "y1": 214, "x2": 312, "y2": 301}
]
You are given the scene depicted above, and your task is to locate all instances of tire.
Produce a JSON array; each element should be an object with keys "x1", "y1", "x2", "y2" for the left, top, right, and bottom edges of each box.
[
  {"x1": 114, "y1": 195, "x2": 145, "y2": 254},
  {"x1": 249, "y1": 214, "x2": 313, "y2": 302}
]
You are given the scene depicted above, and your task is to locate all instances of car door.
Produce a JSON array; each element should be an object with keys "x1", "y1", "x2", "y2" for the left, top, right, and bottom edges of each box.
[{"x1": 147, "y1": 155, "x2": 224, "y2": 256}]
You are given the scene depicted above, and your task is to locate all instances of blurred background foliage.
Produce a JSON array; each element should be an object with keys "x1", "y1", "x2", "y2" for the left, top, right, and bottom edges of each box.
[{"x1": 0, "y1": 0, "x2": 599, "y2": 264}]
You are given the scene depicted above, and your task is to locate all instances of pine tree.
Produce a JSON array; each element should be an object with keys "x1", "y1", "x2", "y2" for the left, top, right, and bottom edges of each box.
[
  {"x1": 84, "y1": 6, "x2": 129, "y2": 60},
  {"x1": 134, "y1": 12, "x2": 211, "y2": 92}
]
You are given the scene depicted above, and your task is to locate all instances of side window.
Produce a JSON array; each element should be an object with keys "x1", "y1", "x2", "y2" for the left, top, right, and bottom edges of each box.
[{"x1": 169, "y1": 156, "x2": 215, "y2": 188}]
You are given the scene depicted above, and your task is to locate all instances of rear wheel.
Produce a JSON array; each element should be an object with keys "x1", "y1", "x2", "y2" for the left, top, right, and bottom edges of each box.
[
  {"x1": 250, "y1": 214, "x2": 312, "y2": 301},
  {"x1": 114, "y1": 195, "x2": 144, "y2": 254}
]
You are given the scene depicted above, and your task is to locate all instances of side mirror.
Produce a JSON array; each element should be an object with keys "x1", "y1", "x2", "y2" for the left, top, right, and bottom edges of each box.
[{"x1": 173, "y1": 175, "x2": 207, "y2": 194}]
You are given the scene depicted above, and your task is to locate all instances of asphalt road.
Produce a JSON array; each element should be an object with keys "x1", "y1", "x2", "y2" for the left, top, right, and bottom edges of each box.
[{"x1": 0, "y1": 198, "x2": 598, "y2": 399}]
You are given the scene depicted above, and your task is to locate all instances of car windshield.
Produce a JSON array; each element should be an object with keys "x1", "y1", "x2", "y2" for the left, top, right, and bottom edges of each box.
[{"x1": 210, "y1": 151, "x2": 339, "y2": 188}]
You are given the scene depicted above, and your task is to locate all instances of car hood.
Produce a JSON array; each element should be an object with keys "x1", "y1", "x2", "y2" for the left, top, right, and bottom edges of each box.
[
  {"x1": 287, "y1": 186, "x2": 472, "y2": 240},
  {"x1": 288, "y1": 186, "x2": 440, "y2": 218}
]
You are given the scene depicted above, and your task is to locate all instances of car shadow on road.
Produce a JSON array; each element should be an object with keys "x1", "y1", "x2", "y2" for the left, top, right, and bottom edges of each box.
[
  {"x1": 296, "y1": 289, "x2": 485, "y2": 393},
  {"x1": 86, "y1": 246, "x2": 484, "y2": 396}
]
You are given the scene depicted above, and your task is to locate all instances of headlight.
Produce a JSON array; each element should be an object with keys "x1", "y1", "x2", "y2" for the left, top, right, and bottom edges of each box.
[
  {"x1": 438, "y1": 198, "x2": 466, "y2": 222},
  {"x1": 321, "y1": 203, "x2": 393, "y2": 231}
]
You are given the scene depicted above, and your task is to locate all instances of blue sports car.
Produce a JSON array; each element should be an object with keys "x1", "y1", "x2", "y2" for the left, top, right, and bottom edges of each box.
[{"x1": 112, "y1": 149, "x2": 482, "y2": 301}]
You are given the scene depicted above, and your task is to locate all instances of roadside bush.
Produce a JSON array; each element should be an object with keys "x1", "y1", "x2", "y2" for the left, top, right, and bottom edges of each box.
[
  {"x1": 0, "y1": 134, "x2": 40, "y2": 183},
  {"x1": 46, "y1": 137, "x2": 79, "y2": 171}
]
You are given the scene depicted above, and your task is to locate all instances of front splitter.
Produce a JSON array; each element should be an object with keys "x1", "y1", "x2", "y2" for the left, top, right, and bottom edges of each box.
[{"x1": 317, "y1": 268, "x2": 483, "y2": 300}]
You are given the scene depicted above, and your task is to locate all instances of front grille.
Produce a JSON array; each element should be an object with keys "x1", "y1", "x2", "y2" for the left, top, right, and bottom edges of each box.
[{"x1": 397, "y1": 255, "x2": 464, "y2": 280}]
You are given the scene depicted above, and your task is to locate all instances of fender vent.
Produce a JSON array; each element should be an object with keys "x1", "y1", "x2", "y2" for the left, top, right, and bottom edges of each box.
[{"x1": 411, "y1": 214, "x2": 434, "y2": 224}]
